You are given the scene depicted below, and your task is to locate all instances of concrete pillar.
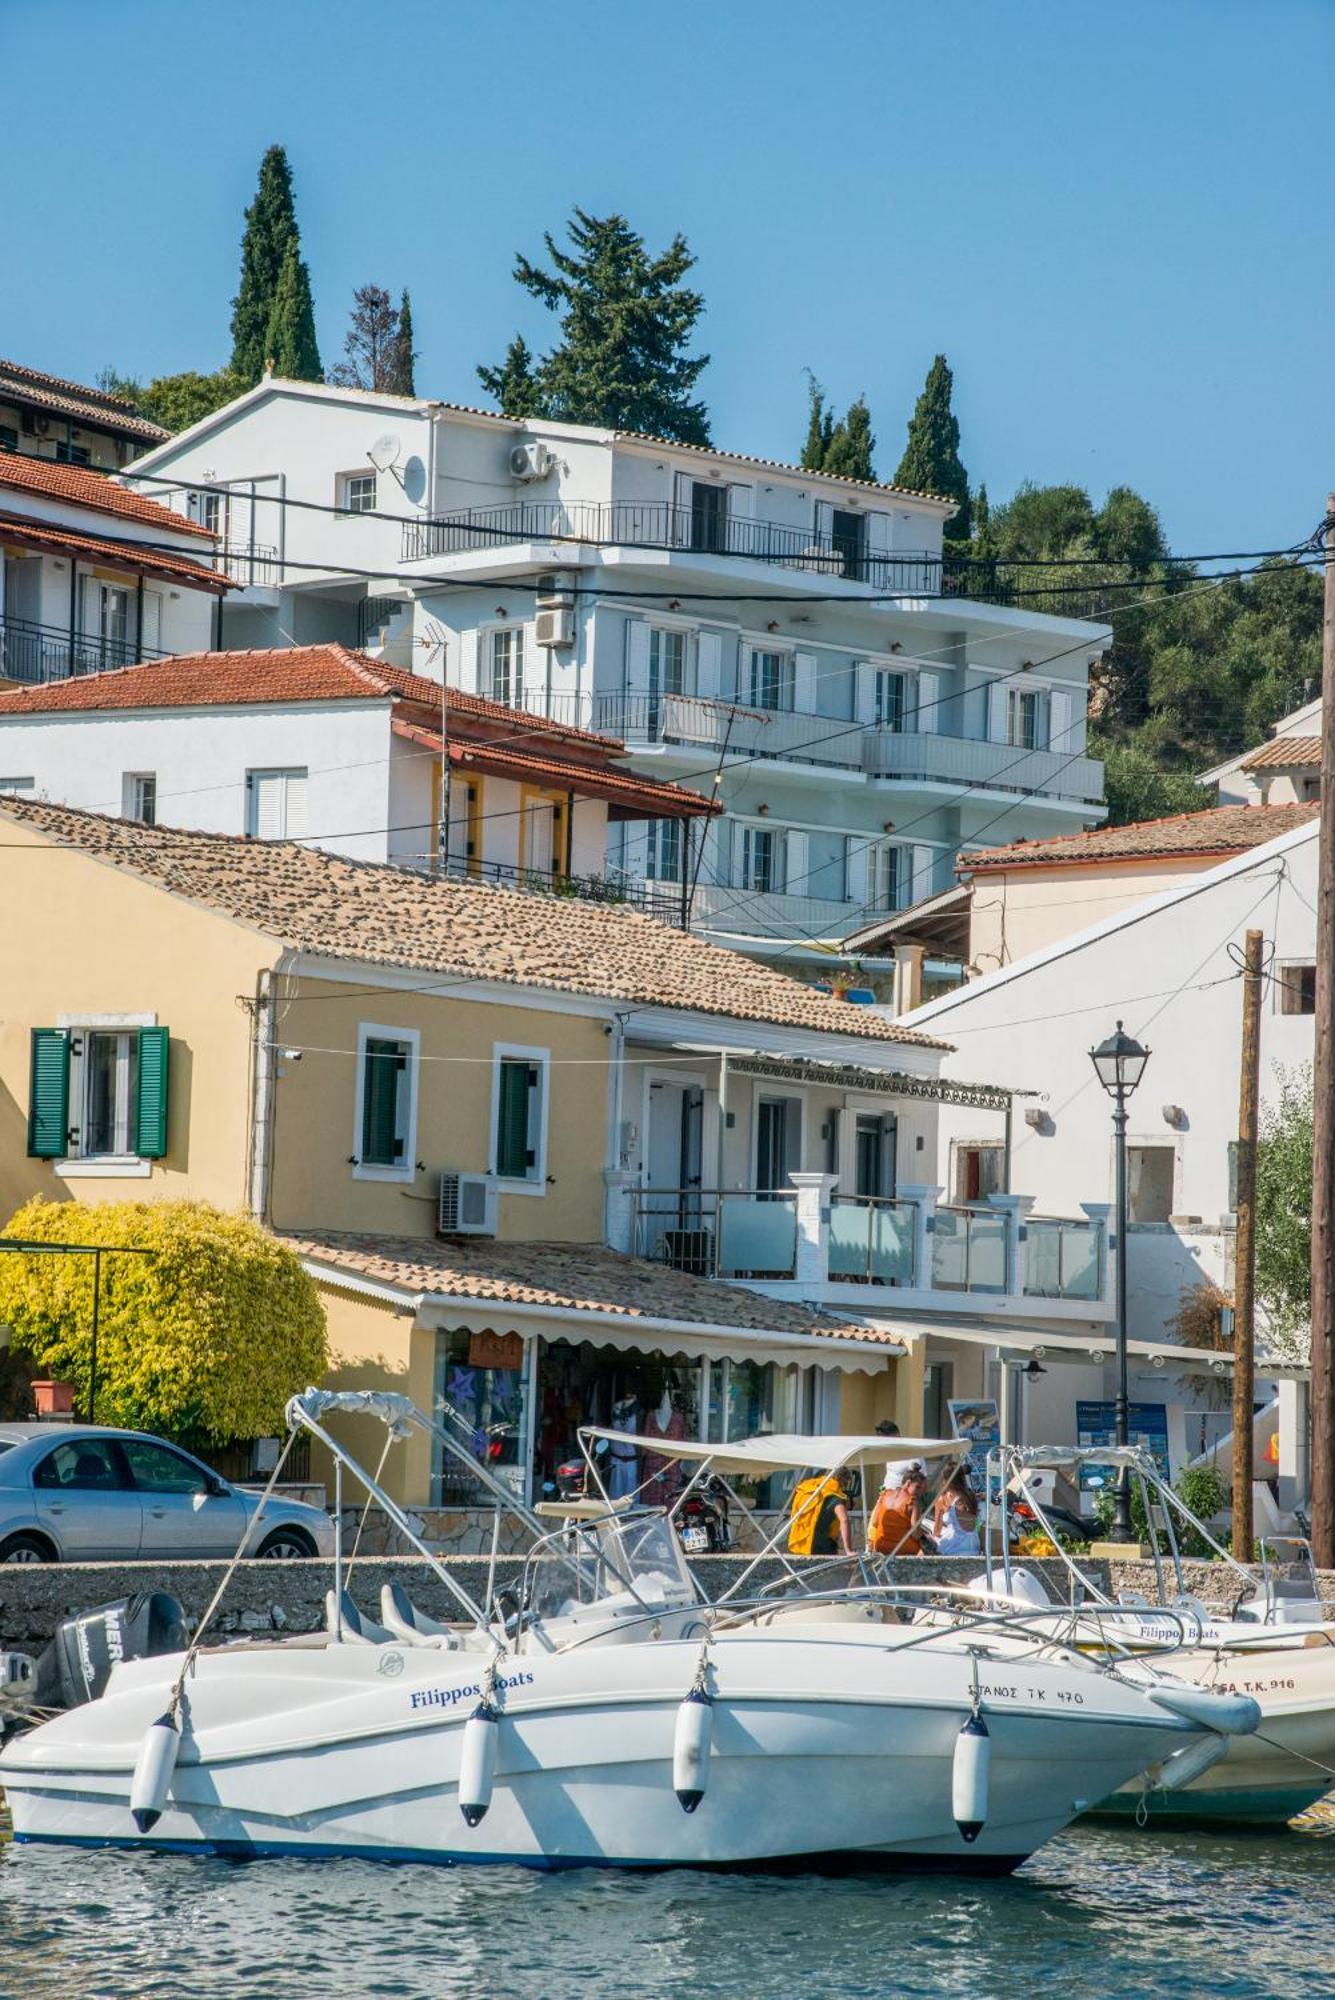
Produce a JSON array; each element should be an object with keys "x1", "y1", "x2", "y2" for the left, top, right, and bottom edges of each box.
[
  {"x1": 892, "y1": 944, "x2": 926, "y2": 1016},
  {"x1": 788, "y1": 1171, "x2": 839, "y2": 1287},
  {"x1": 1080, "y1": 1202, "x2": 1113, "y2": 1305},
  {"x1": 896, "y1": 1183, "x2": 941, "y2": 1291},
  {"x1": 1278, "y1": 1377, "x2": 1310, "y2": 1511},
  {"x1": 986, "y1": 1193, "x2": 1036, "y2": 1298}
]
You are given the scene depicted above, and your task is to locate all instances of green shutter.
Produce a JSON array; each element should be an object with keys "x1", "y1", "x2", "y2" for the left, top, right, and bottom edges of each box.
[
  {"x1": 27, "y1": 1029, "x2": 70, "y2": 1158},
  {"x1": 134, "y1": 1027, "x2": 171, "y2": 1159},
  {"x1": 361, "y1": 1038, "x2": 405, "y2": 1166},
  {"x1": 496, "y1": 1059, "x2": 531, "y2": 1179}
]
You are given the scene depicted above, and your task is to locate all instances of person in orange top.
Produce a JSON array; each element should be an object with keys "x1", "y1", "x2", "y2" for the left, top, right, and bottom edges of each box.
[{"x1": 868, "y1": 1462, "x2": 932, "y2": 1556}]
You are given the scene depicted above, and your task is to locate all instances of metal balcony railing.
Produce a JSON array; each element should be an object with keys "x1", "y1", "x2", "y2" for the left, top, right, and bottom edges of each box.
[
  {"x1": 0, "y1": 611, "x2": 175, "y2": 686},
  {"x1": 218, "y1": 541, "x2": 279, "y2": 588},
  {"x1": 403, "y1": 501, "x2": 942, "y2": 594},
  {"x1": 633, "y1": 1188, "x2": 799, "y2": 1280},
  {"x1": 396, "y1": 850, "x2": 687, "y2": 923}
]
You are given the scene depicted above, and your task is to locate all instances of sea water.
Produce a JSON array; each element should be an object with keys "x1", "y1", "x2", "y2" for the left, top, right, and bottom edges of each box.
[{"x1": 1, "y1": 1822, "x2": 1332, "y2": 1999}]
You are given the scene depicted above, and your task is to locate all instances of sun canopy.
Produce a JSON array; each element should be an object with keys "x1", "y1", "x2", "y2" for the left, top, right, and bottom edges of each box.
[{"x1": 580, "y1": 1428, "x2": 965, "y2": 1478}]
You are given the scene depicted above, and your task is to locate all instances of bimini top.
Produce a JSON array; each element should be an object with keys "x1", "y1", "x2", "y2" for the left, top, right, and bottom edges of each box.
[{"x1": 579, "y1": 1429, "x2": 964, "y2": 1479}]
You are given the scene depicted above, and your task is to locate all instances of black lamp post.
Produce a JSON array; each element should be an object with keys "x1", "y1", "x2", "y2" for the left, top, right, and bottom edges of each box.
[{"x1": 1089, "y1": 1021, "x2": 1151, "y2": 1542}]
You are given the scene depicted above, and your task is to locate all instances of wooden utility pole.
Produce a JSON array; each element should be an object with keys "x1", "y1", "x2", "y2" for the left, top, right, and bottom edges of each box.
[
  {"x1": 1311, "y1": 495, "x2": 1335, "y2": 1568},
  {"x1": 1231, "y1": 927, "x2": 1264, "y2": 1557}
]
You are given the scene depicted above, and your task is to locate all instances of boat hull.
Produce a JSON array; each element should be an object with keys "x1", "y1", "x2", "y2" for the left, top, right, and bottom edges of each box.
[{"x1": 1, "y1": 1627, "x2": 1202, "y2": 1871}]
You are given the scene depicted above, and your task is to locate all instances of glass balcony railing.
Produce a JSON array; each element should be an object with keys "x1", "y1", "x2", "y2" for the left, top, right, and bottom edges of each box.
[
  {"x1": 827, "y1": 1196, "x2": 916, "y2": 1286},
  {"x1": 1023, "y1": 1216, "x2": 1102, "y2": 1301},
  {"x1": 930, "y1": 1205, "x2": 1008, "y2": 1294},
  {"x1": 633, "y1": 1189, "x2": 798, "y2": 1280}
]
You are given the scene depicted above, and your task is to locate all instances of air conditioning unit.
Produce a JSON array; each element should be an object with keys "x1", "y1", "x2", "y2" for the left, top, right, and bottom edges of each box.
[
  {"x1": 536, "y1": 571, "x2": 575, "y2": 608},
  {"x1": 535, "y1": 606, "x2": 574, "y2": 648},
  {"x1": 438, "y1": 1171, "x2": 498, "y2": 1237},
  {"x1": 21, "y1": 411, "x2": 50, "y2": 437},
  {"x1": 509, "y1": 441, "x2": 556, "y2": 483}
]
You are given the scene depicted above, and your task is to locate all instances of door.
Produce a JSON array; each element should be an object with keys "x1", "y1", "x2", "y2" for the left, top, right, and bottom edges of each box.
[
  {"x1": 854, "y1": 1113, "x2": 897, "y2": 1199},
  {"x1": 756, "y1": 1096, "x2": 800, "y2": 1193},
  {"x1": 30, "y1": 1436, "x2": 143, "y2": 1559},
  {"x1": 120, "y1": 1437, "x2": 246, "y2": 1556},
  {"x1": 644, "y1": 1081, "x2": 705, "y2": 1259}
]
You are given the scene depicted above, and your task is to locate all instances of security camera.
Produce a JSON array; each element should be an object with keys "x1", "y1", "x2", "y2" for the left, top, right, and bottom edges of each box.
[{"x1": 281, "y1": 1048, "x2": 303, "y2": 1062}]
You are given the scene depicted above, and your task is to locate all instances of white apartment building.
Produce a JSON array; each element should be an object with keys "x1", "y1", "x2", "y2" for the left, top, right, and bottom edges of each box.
[{"x1": 126, "y1": 377, "x2": 1112, "y2": 977}]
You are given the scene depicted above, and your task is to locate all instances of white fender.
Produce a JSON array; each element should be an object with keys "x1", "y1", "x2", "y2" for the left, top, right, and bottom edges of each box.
[
  {"x1": 458, "y1": 1701, "x2": 499, "y2": 1827},
  {"x1": 130, "y1": 1711, "x2": 180, "y2": 1833},
  {"x1": 673, "y1": 1688, "x2": 713, "y2": 1813},
  {"x1": 1152, "y1": 1734, "x2": 1232, "y2": 1794},
  {"x1": 1148, "y1": 1686, "x2": 1261, "y2": 1737},
  {"x1": 952, "y1": 1711, "x2": 990, "y2": 1843}
]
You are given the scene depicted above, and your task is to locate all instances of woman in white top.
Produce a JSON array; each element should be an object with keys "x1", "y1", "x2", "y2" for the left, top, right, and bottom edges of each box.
[{"x1": 931, "y1": 1468, "x2": 981, "y2": 1557}]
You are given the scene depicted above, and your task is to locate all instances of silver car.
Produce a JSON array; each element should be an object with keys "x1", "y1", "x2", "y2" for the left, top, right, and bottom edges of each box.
[{"x1": 0, "y1": 1424, "x2": 334, "y2": 1563}]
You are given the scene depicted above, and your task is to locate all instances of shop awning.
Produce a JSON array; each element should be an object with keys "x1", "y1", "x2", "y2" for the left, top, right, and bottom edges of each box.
[
  {"x1": 862, "y1": 1314, "x2": 1310, "y2": 1381},
  {"x1": 672, "y1": 1046, "x2": 1022, "y2": 1112}
]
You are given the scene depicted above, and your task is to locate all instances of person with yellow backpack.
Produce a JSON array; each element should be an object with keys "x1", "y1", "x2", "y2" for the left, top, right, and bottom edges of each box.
[{"x1": 787, "y1": 1469, "x2": 855, "y2": 1557}]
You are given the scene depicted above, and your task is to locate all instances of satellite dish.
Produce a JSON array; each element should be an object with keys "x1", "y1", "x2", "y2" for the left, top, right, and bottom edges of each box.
[
  {"x1": 402, "y1": 454, "x2": 426, "y2": 504},
  {"x1": 368, "y1": 433, "x2": 402, "y2": 472}
]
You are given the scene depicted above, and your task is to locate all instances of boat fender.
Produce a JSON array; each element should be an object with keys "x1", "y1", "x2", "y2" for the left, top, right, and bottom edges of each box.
[
  {"x1": 1152, "y1": 1734, "x2": 1232, "y2": 1794},
  {"x1": 130, "y1": 1710, "x2": 180, "y2": 1833},
  {"x1": 952, "y1": 1711, "x2": 990, "y2": 1843},
  {"x1": 673, "y1": 1686, "x2": 713, "y2": 1813},
  {"x1": 458, "y1": 1700, "x2": 499, "y2": 1827},
  {"x1": 1148, "y1": 1686, "x2": 1262, "y2": 1737}
]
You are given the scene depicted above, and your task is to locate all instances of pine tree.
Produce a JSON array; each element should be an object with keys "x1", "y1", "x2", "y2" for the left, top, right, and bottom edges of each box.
[
  {"x1": 230, "y1": 145, "x2": 320, "y2": 387},
  {"x1": 263, "y1": 240, "x2": 322, "y2": 381},
  {"x1": 478, "y1": 334, "x2": 541, "y2": 417},
  {"x1": 478, "y1": 209, "x2": 711, "y2": 445},
  {"x1": 894, "y1": 355, "x2": 971, "y2": 540},
  {"x1": 800, "y1": 375, "x2": 834, "y2": 470},
  {"x1": 823, "y1": 395, "x2": 875, "y2": 482},
  {"x1": 387, "y1": 289, "x2": 417, "y2": 397}
]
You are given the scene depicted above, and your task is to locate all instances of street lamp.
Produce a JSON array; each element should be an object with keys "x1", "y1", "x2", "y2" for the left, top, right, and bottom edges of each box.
[{"x1": 1089, "y1": 1021, "x2": 1151, "y2": 1542}]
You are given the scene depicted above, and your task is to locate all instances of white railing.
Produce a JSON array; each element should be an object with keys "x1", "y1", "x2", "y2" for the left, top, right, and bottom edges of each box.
[{"x1": 863, "y1": 730, "x2": 1105, "y2": 805}]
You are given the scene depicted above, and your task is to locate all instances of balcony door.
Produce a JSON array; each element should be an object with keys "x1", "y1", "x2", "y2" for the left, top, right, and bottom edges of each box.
[
  {"x1": 756, "y1": 1095, "x2": 800, "y2": 1194},
  {"x1": 831, "y1": 509, "x2": 866, "y2": 579},
  {"x1": 854, "y1": 1112, "x2": 897, "y2": 1199},
  {"x1": 689, "y1": 481, "x2": 727, "y2": 553},
  {"x1": 643, "y1": 1079, "x2": 705, "y2": 1261}
]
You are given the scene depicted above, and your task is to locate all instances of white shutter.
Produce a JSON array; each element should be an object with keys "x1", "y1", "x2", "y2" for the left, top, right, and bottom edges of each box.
[
  {"x1": 794, "y1": 651, "x2": 817, "y2": 715},
  {"x1": 845, "y1": 837, "x2": 869, "y2": 908},
  {"x1": 250, "y1": 772, "x2": 281, "y2": 839},
  {"x1": 454, "y1": 627, "x2": 479, "y2": 695},
  {"x1": 814, "y1": 500, "x2": 833, "y2": 543},
  {"x1": 673, "y1": 471, "x2": 694, "y2": 544},
  {"x1": 865, "y1": 511, "x2": 891, "y2": 556},
  {"x1": 140, "y1": 591, "x2": 162, "y2": 653},
  {"x1": 987, "y1": 678, "x2": 1009, "y2": 744},
  {"x1": 916, "y1": 668, "x2": 940, "y2": 734},
  {"x1": 785, "y1": 829, "x2": 809, "y2": 897},
  {"x1": 625, "y1": 619, "x2": 651, "y2": 704},
  {"x1": 284, "y1": 771, "x2": 308, "y2": 839},
  {"x1": 732, "y1": 821, "x2": 751, "y2": 886},
  {"x1": 855, "y1": 660, "x2": 877, "y2": 724},
  {"x1": 911, "y1": 843, "x2": 934, "y2": 904},
  {"x1": 739, "y1": 643, "x2": 755, "y2": 707},
  {"x1": 1049, "y1": 687, "x2": 1074, "y2": 752},
  {"x1": 81, "y1": 575, "x2": 99, "y2": 639},
  {"x1": 696, "y1": 628, "x2": 721, "y2": 701},
  {"x1": 620, "y1": 822, "x2": 649, "y2": 881},
  {"x1": 728, "y1": 482, "x2": 754, "y2": 521}
]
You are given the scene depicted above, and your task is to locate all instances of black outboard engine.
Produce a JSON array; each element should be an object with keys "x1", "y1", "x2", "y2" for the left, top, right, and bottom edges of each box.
[{"x1": 32, "y1": 1592, "x2": 189, "y2": 1711}]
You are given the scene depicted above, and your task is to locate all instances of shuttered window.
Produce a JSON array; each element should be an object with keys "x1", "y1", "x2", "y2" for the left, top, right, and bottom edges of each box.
[
  {"x1": 134, "y1": 1027, "x2": 171, "y2": 1158},
  {"x1": 27, "y1": 1029, "x2": 70, "y2": 1158},
  {"x1": 28, "y1": 1025, "x2": 169, "y2": 1161},
  {"x1": 494, "y1": 1050, "x2": 546, "y2": 1185},
  {"x1": 246, "y1": 768, "x2": 308, "y2": 839},
  {"x1": 361, "y1": 1038, "x2": 407, "y2": 1166}
]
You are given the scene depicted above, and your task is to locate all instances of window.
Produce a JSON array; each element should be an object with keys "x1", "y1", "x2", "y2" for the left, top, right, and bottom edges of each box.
[
  {"x1": 487, "y1": 627, "x2": 525, "y2": 708},
  {"x1": 830, "y1": 508, "x2": 866, "y2": 579},
  {"x1": 1301, "y1": 775, "x2": 1322, "y2": 802},
  {"x1": 854, "y1": 1113, "x2": 897, "y2": 1199},
  {"x1": 0, "y1": 425, "x2": 17, "y2": 453},
  {"x1": 493, "y1": 1046, "x2": 548, "y2": 1187},
  {"x1": 747, "y1": 648, "x2": 794, "y2": 712},
  {"x1": 123, "y1": 773, "x2": 156, "y2": 825},
  {"x1": 354, "y1": 1024, "x2": 419, "y2": 1179},
  {"x1": 188, "y1": 490, "x2": 222, "y2": 535},
  {"x1": 0, "y1": 777, "x2": 33, "y2": 793},
  {"x1": 649, "y1": 627, "x2": 687, "y2": 701},
  {"x1": 26, "y1": 1021, "x2": 171, "y2": 1167},
  {"x1": 953, "y1": 1141, "x2": 1005, "y2": 1203},
  {"x1": 756, "y1": 1096, "x2": 801, "y2": 1192},
  {"x1": 246, "y1": 767, "x2": 308, "y2": 839},
  {"x1": 738, "y1": 824, "x2": 780, "y2": 894},
  {"x1": 1007, "y1": 687, "x2": 1044, "y2": 750},
  {"x1": 646, "y1": 818, "x2": 684, "y2": 883},
  {"x1": 34, "y1": 1439, "x2": 126, "y2": 1491},
  {"x1": 1127, "y1": 1144, "x2": 1175, "y2": 1224},
  {"x1": 339, "y1": 471, "x2": 377, "y2": 514},
  {"x1": 1278, "y1": 962, "x2": 1316, "y2": 1015},
  {"x1": 874, "y1": 668, "x2": 906, "y2": 731},
  {"x1": 689, "y1": 481, "x2": 728, "y2": 553},
  {"x1": 120, "y1": 1439, "x2": 210, "y2": 1495},
  {"x1": 55, "y1": 441, "x2": 92, "y2": 466},
  {"x1": 92, "y1": 584, "x2": 129, "y2": 664},
  {"x1": 867, "y1": 843, "x2": 902, "y2": 912}
]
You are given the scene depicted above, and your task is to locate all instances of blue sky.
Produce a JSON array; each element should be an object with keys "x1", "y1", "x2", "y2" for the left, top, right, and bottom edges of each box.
[{"x1": 5, "y1": 0, "x2": 1331, "y2": 554}]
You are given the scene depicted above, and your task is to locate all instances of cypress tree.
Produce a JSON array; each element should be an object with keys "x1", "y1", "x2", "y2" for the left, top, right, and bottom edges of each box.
[
  {"x1": 823, "y1": 395, "x2": 876, "y2": 482},
  {"x1": 263, "y1": 239, "x2": 322, "y2": 381},
  {"x1": 800, "y1": 376, "x2": 834, "y2": 470},
  {"x1": 230, "y1": 145, "x2": 320, "y2": 386},
  {"x1": 894, "y1": 355, "x2": 971, "y2": 540},
  {"x1": 478, "y1": 334, "x2": 541, "y2": 417},
  {"x1": 388, "y1": 288, "x2": 417, "y2": 397}
]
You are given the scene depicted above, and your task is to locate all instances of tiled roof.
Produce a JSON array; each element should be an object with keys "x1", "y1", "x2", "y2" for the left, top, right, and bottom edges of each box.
[
  {"x1": 1240, "y1": 736, "x2": 1322, "y2": 772},
  {"x1": 0, "y1": 359, "x2": 169, "y2": 445},
  {"x1": 0, "y1": 513, "x2": 229, "y2": 594},
  {"x1": 443, "y1": 734, "x2": 719, "y2": 816},
  {"x1": 0, "y1": 449, "x2": 215, "y2": 536},
  {"x1": 960, "y1": 803, "x2": 1320, "y2": 872},
  {"x1": 282, "y1": 1230, "x2": 899, "y2": 1344},
  {"x1": 0, "y1": 796, "x2": 946, "y2": 1047}
]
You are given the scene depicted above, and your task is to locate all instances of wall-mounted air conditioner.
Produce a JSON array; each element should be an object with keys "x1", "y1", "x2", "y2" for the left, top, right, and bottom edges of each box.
[
  {"x1": 536, "y1": 571, "x2": 575, "y2": 608},
  {"x1": 438, "y1": 1171, "x2": 498, "y2": 1237},
  {"x1": 535, "y1": 606, "x2": 574, "y2": 648},
  {"x1": 509, "y1": 442, "x2": 556, "y2": 483}
]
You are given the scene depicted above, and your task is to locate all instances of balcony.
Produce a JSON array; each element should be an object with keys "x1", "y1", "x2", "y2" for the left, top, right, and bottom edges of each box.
[
  {"x1": 687, "y1": 881, "x2": 864, "y2": 945},
  {"x1": 630, "y1": 1181, "x2": 1111, "y2": 1317},
  {"x1": 397, "y1": 849, "x2": 688, "y2": 923},
  {"x1": 863, "y1": 729, "x2": 1104, "y2": 805},
  {"x1": 218, "y1": 541, "x2": 279, "y2": 589},
  {"x1": 403, "y1": 500, "x2": 942, "y2": 595},
  {"x1": 0, "y1": 611, "x2": 173, "y2": 687},
  {"x1": 588, "y1": 691, "x2": 866, "y2": 771}
]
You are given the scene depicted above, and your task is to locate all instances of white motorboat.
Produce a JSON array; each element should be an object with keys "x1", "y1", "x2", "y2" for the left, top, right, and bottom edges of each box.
[{"x1": 0, "y1": 1397, "x2": 1258, "y2": 1872}]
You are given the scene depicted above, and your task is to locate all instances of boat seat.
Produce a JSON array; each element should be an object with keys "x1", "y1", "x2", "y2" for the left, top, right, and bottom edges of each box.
[
  {"x1": 380, "y1": 1582, "x2": 460, "y2": 1648},
  {"x1": 325, "y1": 1589, "x2": 396, "y2": 1646}
]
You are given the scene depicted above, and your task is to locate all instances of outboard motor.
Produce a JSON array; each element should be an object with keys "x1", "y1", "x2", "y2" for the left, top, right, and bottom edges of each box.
[{"x1": 32, "y1": 1593, "x2": 189, "y2": 1711}]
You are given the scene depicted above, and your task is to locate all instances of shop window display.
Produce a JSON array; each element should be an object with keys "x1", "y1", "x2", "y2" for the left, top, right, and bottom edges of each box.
[{"x1": 432, "y1": 1329, "x2": 528, "y2": 1505}]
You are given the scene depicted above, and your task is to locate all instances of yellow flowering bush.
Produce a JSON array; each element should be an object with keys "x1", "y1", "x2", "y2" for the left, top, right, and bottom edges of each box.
[{"x1": 0, "y1": 1199, "x2": 328, "y2": 1444}]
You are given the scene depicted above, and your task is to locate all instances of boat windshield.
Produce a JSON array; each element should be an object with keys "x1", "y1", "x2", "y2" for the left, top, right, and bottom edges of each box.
[{"x1": 526, "y1": 1508, "x2": 696, "y2": 1623}]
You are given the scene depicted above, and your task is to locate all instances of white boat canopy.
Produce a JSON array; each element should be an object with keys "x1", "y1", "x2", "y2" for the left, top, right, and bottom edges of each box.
[{"x1": 579, "y1": 1429, "x2": 965, "y2": 1479}]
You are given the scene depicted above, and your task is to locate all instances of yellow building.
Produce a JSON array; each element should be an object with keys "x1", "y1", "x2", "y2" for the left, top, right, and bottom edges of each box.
[{"x1": 0, "y1": 796, "x2": 981, "y2": 1506}]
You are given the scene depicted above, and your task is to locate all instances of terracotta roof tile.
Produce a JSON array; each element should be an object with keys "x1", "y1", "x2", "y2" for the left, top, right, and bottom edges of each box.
[
  {"x1": 282, "y1": 1230, "x2": 898, "y2": 1343},
  {"x1": 0, "y1": 358, "x2": 169, "y2": 444},
  {"x1": 0, "y1": 513, "x2": 229, "y2": 594},
  {"x1": 0, "y1": 796, "x2": 944, "y2": 1046},
  {"x1": 443, "y1": 735, "x2": 719, "y2": 816},
  {"x1": 960, "y1": 803, "x2": 1319, "y2": 872},
  {"x1": 1240, "y1": 736, "x2": 1323, "y2": 772},
  {"x1": 0, "y1": 450, "x2": 215, "y2": 536}
]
